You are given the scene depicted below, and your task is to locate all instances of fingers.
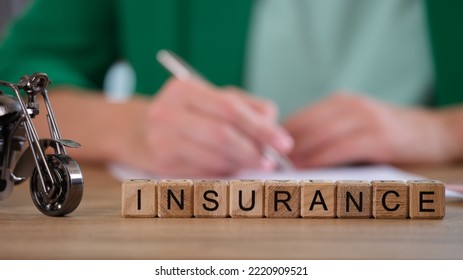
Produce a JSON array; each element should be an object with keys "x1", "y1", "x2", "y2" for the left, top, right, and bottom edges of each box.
[
  {"x1": 285, "y1": 93, "x2": 349, "y2": 138},
  {"x1": 143, "y1": 120, "x2": 257, "y2": 177},
  {"x1": 294, "y1": 130, "x2": 382, "y2": 167},
  {"x1": 285, "y1": 98, "x2": 363, "y2": 157},
  {"x1": 216, "y1": 92, "x2": 293, "y2": 153},
  {"x1": 157, "y1": 139, "x2": 249, "y2": 177},
  {"x1": 142, "y1": 79, "x2": 286, "y2": 176},
  {"x1": 222, "y1": 86, "x2": 278, "y2": 121},
  {"x1": 164, "y1": 79, "x2": 293, "y2": 153},
  {"x1": 290, "y1": 115, "x2": 364, "y2": 160},
  {"x1": 295, "y1": 103, "x2": 439, "y2": 167},
  {"x1": 174, "y1": 109, "x2": 265, "y2": 169},
  {"x1": 285, "y1": 93, "x2": 396, "y2": 167}
]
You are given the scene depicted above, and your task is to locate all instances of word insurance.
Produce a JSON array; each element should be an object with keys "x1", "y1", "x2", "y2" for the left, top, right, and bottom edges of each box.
[{"x1": 121, "y1": 179, "x2": 445, "y2": 219}]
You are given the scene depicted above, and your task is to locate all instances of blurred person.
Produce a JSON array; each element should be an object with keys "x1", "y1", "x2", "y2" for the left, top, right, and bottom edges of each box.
[{"x1": 0, "y1": 0, "x2": 462, "y2": 177}]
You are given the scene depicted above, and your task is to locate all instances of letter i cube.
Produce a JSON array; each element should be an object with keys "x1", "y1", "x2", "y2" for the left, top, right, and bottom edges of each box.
[{"x1": 122, "y1": 179, "x2": 157, "y2": 217}]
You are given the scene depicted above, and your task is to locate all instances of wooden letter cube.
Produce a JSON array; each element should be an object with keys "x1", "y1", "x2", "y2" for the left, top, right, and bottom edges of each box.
[
  {"x1": 336, "y1": 180, "x2": 372, "y2": 218},
  {"x1": 158, "y1": 179, "x2": 194, "y2": 218},
  {"x1": 300, "y1": 180, "x2": 336, "y2": 218},
  {"x1": 122, "y1": 179, "x2": 157, "y2": 218},
  {"x1": 372, "y1": 180, "x2": 408, "y2": 219},
  {"x1": 194, "y1": 180, "x2": 229, "y2": 218},
  {"x1": 229, "y1": 180, "x2": 264, "y2": 218},
  {"x1": 408, "y1": 180, "x2": 445, "y2": 219},
  {"x1": 264, "y1": 180, "x2": 300, "y2": 218}
]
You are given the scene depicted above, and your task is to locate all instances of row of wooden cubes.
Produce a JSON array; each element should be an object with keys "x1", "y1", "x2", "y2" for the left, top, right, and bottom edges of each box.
[{"x1": 122, "y1": 179, "x2": 445, "y2": 219}]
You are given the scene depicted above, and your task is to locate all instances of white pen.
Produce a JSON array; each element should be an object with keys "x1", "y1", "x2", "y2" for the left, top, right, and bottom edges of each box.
[{"x1": 156, "y1": 49, "x2": 294, "y2": 171}]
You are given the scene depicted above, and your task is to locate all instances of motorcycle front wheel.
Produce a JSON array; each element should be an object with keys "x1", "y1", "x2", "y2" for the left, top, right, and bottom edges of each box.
[{"x1": 30, "y1": 154, "x2": 83, "y2": 216}]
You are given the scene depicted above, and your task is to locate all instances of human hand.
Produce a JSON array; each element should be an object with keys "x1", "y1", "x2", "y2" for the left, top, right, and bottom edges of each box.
[
  {"x1": 123, "y1": 79, "x2": 293, "y2": 177},
  {"x1": 284, "y1": 93, "x2": 458, "y2": 167}
]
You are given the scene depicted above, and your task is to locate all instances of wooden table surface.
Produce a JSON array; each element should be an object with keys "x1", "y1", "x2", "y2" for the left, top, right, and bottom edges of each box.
[{"x1": 1, "y1": 163, "x2": 463, "y2": 260}]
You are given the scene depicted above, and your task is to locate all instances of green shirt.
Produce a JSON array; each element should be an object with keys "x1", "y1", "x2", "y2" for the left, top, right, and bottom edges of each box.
[
  {"x1": 0, "y1": 0, "x2": 462, "y2": 107},
  {"x1": 246, "y1": 0, "x2": 433, "y2": 118}
]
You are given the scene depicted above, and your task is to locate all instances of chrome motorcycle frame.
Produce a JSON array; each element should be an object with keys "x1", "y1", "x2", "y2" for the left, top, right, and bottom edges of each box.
[{"x1": 0, "y1": 73, "x2": 83, "y2": 216}]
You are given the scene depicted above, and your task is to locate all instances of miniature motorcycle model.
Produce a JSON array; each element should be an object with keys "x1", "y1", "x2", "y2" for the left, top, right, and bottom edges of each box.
[{"x1": 0, "y1": 73, "x2": 83, "y2": 216}]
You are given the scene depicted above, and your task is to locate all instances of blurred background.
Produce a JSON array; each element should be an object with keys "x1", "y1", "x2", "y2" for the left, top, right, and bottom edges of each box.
[
  {"x1": 0, "y1": 0, "x2": 132, "y2": 99},
  {"x1": 0, "y1": 0, "x2": 29, "y2": 34}
]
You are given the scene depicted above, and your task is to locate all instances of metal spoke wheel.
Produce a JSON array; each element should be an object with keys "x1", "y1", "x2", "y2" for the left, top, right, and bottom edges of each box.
[{"x1": 30, "y1": 154, "x2": 83, "y2": 216}]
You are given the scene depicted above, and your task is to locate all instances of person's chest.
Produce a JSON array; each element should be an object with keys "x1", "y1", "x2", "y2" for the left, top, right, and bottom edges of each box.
[{"x1": 116, "y1": 0, "x2": 252, "y2": 95}]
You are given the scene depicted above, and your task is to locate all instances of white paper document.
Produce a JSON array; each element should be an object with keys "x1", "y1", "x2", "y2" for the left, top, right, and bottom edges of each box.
[{"x1": 109, "y1": 163, "x2": 463, "y2": 198}]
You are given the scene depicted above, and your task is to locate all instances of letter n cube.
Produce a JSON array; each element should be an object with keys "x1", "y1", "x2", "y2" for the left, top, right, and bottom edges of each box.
[{"x1": 158, "y1": 179, "x2": 194, "y2": 218}]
